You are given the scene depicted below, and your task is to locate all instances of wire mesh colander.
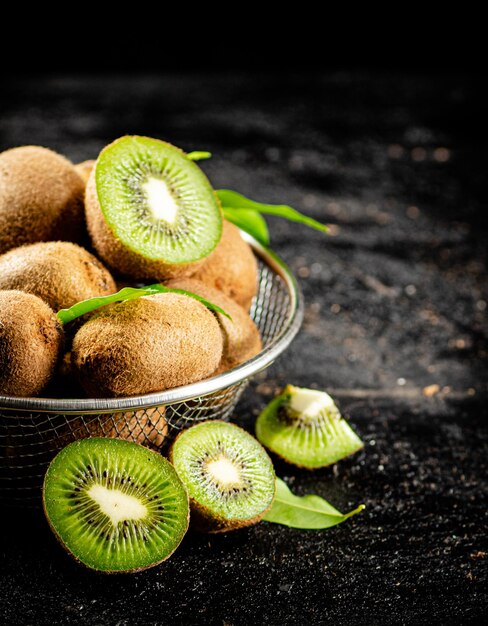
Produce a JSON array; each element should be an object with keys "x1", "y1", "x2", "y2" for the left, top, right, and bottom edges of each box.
[{"x1": 0, "y1": 236, "x2": 303, "y2": 505}]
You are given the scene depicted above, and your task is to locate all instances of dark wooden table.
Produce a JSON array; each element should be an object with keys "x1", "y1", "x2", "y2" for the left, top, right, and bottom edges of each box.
[{"x1": 0, "y1": 73, "x2": 486, "y2": 625}]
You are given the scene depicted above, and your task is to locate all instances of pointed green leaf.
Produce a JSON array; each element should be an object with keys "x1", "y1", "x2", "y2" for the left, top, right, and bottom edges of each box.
[
  {"x1": 217, "y1": 189, "x2": 329, "y2": 234},
  {"x1": 263, "y1": 478, "x2": 365, "y2": 529},
  {"x1": 57, "y1": 284, "x2": 231, "y2": 325},
  {"x1": 223, "y1": 207, "x2": 270, "y2": 246}
]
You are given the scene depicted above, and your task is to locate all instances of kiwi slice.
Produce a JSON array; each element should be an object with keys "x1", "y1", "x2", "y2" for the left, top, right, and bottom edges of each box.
[
  {"x1": 255, "y1": 385, "x2": 364, "y2": 469},
  {"x1": 169, "y1": 421, "x2": 275, "y2": 533},
  {"x1": 43, "y1": 438, "x2": 189, "y2": 573},
  {"x1": 94, "y1": 136, "x2": 222, "y2": 264}
]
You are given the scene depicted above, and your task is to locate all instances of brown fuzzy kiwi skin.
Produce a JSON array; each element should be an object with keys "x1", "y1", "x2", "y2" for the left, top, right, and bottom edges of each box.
[
  {"x1": 71, "y1": 293, "x2": 223, "y2": 398},
  {"x1": 168, "y1": 421, "x2": 275, "y2": 534},
  {"x1": 74, "y1": 159, "x2": 95, "y2": 184},
  {"x1": 41, "y1": 442, "x2": 190, "y2": 574},
  {"x1": 191, "y1": 220, "x2": 258, "y2": 310},
  {"x1": 85, "y1": 167, "x2": 206, "y2": 281},
  {"x1": 0, "y1": 146, "x2": 85, "y2": 255},
  {"x1": 0, "y1": 241, "x2": 117, "y2": 312},
  {"x1": 165, "y1": 278, "x2": 262, "y2": 373},
  {"x1": 0, "y1": 290, "x2": 64, "y2": 397}
]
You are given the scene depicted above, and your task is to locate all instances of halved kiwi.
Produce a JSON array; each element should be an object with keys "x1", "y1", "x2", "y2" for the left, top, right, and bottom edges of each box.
[
  {"x1": 43, "y1": 438, "x2": 189, "y2": 573},
  {"x1": 86, "y1": 136, "x2": 222, "y2": 280},
  {"x1": 255, "y1": 385, "x2": 363, "y2": 469},
  {"x1": 169, "y1": 421, "x2": 275, "y2": 533}
]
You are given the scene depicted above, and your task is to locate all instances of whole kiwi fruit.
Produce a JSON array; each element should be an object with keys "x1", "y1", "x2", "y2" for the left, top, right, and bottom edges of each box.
[
  {"x1": 71, "y1": 293, "x2": 224, "y2": 397},
  {"x1": 0, "y1": 241, "x2": 117, "y2": 312},
  {"x1": 0, "y1": 146, "x2": 85, "y2": 254},
  {"x1": 192, "y1": 220, "x2": 258, "y2": 310},
  {"x1": 166, "y1": 278, "x2": 262, "y2": 373},
  {"x1": 0, "y1": 290, "x2": 64, "y2": 397},
  {"x1": 85, "y1": 136, "x2": 222, "y2": 280}
]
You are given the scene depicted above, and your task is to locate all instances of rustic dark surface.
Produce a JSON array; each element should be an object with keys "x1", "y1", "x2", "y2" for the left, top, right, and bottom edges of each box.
[{"x1": 0, "y1": 74, "x2": 487, "y2": 626}]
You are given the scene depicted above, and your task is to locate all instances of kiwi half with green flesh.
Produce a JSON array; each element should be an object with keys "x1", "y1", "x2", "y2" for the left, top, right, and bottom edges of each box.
[
  {"x1": 71, "y1": 292, "x2": 223, "y2": 397},
  {"x1": 0, "y1": 242, "x2": 117, "y2": 312},
  {"x1": 255, "y1": 385, "x2": 364, "y2": 469},
  {"x1": 0, "y1": 146, "x2": 85, "y2": 255},
  {"x1": 165, "y1": 278, "x2": 262, "y2": 373},
  {"x1": 85, "y1": 136, "x2": 222, "y2": 280},
  {"x1": 43, "y1": 438, "x2": 189, "y2": 572},
  {"x1": 0, "y1": 290, "x2": 64, "y2": 397},
  {"x1": 169, "y1": 421, "x2": 275, "y2": 533},
  {"x1": 192, "y1": 220, "x2": 258, "y2": 310},
  {"x1": 75, "y1": 159, "x2": 95, "y2": 184}
]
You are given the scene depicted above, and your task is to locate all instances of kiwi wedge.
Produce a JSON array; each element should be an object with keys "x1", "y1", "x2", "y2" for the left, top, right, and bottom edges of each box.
[
  {"x1": 165, "y1": 278, "x2": 262, "y2": 373},
  {"x1": 85, "y1": 136, "x2": 222, "y2": 280},
  {"x1": 43, "y1": 438, "x2": 189, "y2": 573},
  {"x1": 0, "y1": 290, "x2": 64, "y2": 397},
  {"x1": 255, "y1": 385, "x2": 364, "y2": 469},
  {"x1": 0, "y1": 146, "x2": 85, "y2": 255},
  {"x1": 192, "y1": 220, "x2": 258, "y2": 310},
  {"x1": 169, "y1": 421, "x2": 275, "y2": 533},
  {"x1": 0, "y1": 241, "x2": 117, "y2": 312}
]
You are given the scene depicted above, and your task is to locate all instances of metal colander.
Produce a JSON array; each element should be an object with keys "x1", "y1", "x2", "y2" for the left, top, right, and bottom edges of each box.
[{"x1": 0, "y1": 237, "x2": 303, "y2": 505}]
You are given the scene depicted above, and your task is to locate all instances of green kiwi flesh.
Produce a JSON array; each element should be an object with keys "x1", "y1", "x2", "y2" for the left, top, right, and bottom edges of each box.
[
  {"x1": 169, "y1": 421, "x2": 275, "y2": 533},
  {"x1": 255, "y1": 385, "x2": 364, "y2": 469},
  {"x1": 94, "y1": 136, "x2": 222, "y2": 264},
  {"x1": 43, "y1": 438, "x2": 189, "y2": 573}
]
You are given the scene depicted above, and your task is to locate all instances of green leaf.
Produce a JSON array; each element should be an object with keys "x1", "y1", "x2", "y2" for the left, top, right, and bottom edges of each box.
[
  {"x1": 217, "y1": 189, "x2": 329, "y2": 234},
  {"x1": 263, "y1": 478, "x2": 365, "y2": 530},
  {"x1": 187, "y1": 151, "x2": 212, "y2": 161},
  {"x1": 223, "y1": 207, "x2": 270, "y2": 246},
  {"x1": 57, "y1": 284, "x2": 231, "y2": 325}
]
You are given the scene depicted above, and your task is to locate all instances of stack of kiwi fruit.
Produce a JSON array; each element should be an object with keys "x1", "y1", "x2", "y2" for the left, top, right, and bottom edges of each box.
[
  {"x1": 0, "y1": 136, "x2": 262, "y2": 402},
  {"x1": 1, "y1": 135, "x2": 363, "y2": 574}
]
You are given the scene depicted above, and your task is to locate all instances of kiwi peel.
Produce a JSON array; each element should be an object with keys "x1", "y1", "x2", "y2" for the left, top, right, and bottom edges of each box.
[
  {"x1": 0, "y1": 242, "x2": 117, "y2": 313},
  {"x1": 256, "y1": 385, "x2": 364, "y2": 469},
  {"x1": 43, "y1": 438, "x2": 189, "y2": 573},
  {"x1": 0, "y1": 290, "x2": 64, "y2": 397},
  {"x1": 169, "y1": 421, "x2": 276, "y2": 533}
]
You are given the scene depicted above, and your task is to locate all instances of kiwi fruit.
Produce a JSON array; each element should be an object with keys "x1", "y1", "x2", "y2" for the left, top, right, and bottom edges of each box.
[
  {"x1": 166, "y1": 278, "x2": 262, "y2": 373},
  {"x1": 43, "y1": 438, "x2": 189, "y2": 572},
  {"x1": 0, "y1": 146, "x2": 85, "y2": 254},
  {"x1": 255, "y1": 385, "x2": 364, "y2": 469},
  {"x1": 0, "y1": 241, "x2": 117, "y2": 312},
  {"x1": 71, "y1": 292, "x2": 223, "y2": 397},
  {"x1": 0, "y1": 290, "x2": 64, "y2": 397},
  {"x1": 85, "y1": 136, "x2": 222, "y2": 280},
  {"x1": 169, "y1": 421, "x2": 275, "y2": 533},
  {"x1": 75, "y1": 159, "x2": 95, "y2": 184},
  {"x1": 192, "y1": 220, "x2": 258, "y2": 310}
]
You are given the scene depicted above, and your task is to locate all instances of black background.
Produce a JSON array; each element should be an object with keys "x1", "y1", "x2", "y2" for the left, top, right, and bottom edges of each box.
[{"x1": 0, "y1": 70, "x2": 487, "y2": 625}]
